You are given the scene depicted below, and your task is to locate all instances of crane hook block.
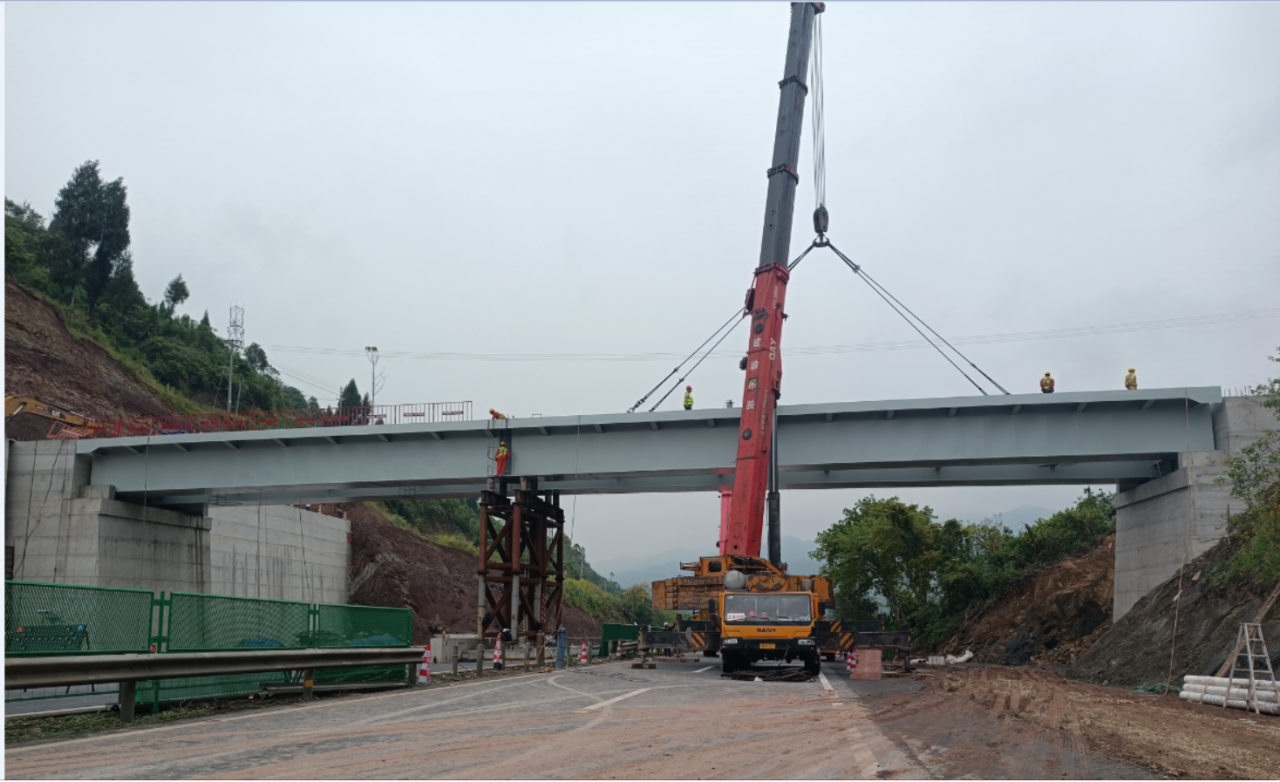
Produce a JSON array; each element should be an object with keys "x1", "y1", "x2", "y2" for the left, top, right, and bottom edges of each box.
[{"x1": 813, "y1": 205, "x2": 829, "y2": 236}]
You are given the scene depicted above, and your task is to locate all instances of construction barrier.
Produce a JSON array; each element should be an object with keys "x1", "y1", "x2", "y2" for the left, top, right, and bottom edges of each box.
[{"x1": 493, "y1": 637, "x2": 504, "y2": 671}]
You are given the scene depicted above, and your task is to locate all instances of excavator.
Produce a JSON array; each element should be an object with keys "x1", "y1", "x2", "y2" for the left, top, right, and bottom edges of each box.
[
  {"x1": 649, "y1": 2, "x2": 857, "y2": 674},
  {"x1": 4, "y1": 396, "x2": 94, "y2": 438}
]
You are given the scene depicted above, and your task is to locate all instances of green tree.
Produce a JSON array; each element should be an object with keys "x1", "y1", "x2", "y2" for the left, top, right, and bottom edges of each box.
[
  {"x1": 48, "y1": 161, "x2": 131, "y2": 311},
  {"x1": 244, "y1": 343, "x2": 271, "y2": 373},
  {"x1": 338, "y1": 379, "x2": 362, "y2": 409},
  {"x1": 163, "y1": 275, "x2": 190, "y2": 314}
]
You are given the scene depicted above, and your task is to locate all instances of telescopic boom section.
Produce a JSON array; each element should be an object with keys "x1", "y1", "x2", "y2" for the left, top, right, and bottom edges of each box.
[{"x1": 719, "y1": 2, "x2": 821, "y2": 559}]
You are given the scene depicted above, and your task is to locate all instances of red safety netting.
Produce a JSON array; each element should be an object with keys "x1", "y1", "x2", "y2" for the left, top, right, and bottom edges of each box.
[{"x1": 78, "y1": 402, "x2": 473, "y2": 439}]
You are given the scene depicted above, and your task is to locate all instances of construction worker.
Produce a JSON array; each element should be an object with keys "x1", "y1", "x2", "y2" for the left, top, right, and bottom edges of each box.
[
  {"x1": 495, "y1": 440, "x2": 510, "y2": 476},
  {"x1": 683, "y1": 385, "x2": 694, "y2": 411},
  {"x1": 1125, "y1": 367, "x2": 1138, "y2": 391},
  {"x1": 1040, "y1": 372, "x2": 1055, "y2": 394},
  {"x1": 489, "y1": 408, "x2": 508, "y2": 420}
]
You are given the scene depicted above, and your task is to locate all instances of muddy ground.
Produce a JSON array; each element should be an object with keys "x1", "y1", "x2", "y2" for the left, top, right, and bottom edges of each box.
[
  {"x1": 8, "y1": 660, "x2": 1278, "y2": 779},
  {"x1": 4, "y1": 282, "x2": 174, "y2": 440}
]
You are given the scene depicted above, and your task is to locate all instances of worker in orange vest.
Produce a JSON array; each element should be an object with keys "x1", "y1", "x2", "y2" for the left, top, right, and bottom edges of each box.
[
  {"x1": 1040, "y1": 372, "x2": 1055, "y2": 394},
  {"x1": 495, "y1": 441, "x2": 510, "y2": 476},
  {"x1": 1124, "y1": 368, "x2": 1137, "y2": 391},
  {"x1": 489, "y1": 408, "x2": 508, "y2": 420},
  {"x1": 683, "y1": 385, "x2": 694, "y2": 410}
]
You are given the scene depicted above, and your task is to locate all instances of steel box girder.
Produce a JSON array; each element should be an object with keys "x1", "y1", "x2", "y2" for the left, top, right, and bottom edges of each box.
[{"x1": 79, "y1": 388, "x2": 1220, "y2": 507}]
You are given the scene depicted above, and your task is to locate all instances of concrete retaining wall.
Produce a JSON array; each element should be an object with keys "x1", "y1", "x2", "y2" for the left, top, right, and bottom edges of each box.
[{"x1": 5, "y1": 441, "x2": 347, "y2": 603}]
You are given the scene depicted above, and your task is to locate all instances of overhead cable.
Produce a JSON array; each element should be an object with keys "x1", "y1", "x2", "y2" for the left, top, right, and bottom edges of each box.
[
  {"x1": 648, "y1": 317, "x2": 747, "y2": 413},
  {"x1": 828, "y1": 242, "x2": 1011, "y2": 395}
]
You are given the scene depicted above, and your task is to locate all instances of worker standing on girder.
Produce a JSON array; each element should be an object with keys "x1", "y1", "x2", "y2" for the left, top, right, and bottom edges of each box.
[
  {"x1": 1125, "y1": 368, "x2": 1138, "y2": 391},
  {"x1": 683, "y1": 385, "x2": 694, "y2": 411},
  {"x1": 1040, "y1": 372, "x2": 1055, "y2": 394},
  {"x1": 495, "y1": 440, "x2": 510, "y2": 476}
]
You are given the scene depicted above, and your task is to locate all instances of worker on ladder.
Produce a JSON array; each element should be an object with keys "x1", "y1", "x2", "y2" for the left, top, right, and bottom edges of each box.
[
  {"x1": 1040, "y1": 372, "x2": 1055, "y2": 394},
  {"x1": 1125, "y1": 367, "x2": 1138, "y2": 391},
  {"x1": 495, "y1": 440, "x2": 510, "y2": 477},
  {"x1": 683, "y1": 385, "x2": 694, "y2": 411}
]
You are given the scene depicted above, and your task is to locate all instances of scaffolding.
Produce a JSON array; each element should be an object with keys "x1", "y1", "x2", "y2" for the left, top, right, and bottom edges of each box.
[{"x1": 476, "y1": 479, "x2": 565, "y2": 645}]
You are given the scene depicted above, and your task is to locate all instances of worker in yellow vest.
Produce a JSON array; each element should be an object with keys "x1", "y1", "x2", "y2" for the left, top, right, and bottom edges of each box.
[
  {"x1": 1124, "y1": 368, "x2": 1137, "y2": 391},
  {"x1": 683, "y1": 385, "x2": 694, "y2": 410},
  {"x1": 495, "y1": 441, "x2": 510, "y2": 476},
  {"x1": 1040, "y1": 372, "x2": 1055, "y2": 394}
]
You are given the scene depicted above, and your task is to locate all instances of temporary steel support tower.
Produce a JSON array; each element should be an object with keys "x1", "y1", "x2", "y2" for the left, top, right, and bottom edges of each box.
[{"x1": 476, "y1": 479, "x2": 566, "y2": 645}]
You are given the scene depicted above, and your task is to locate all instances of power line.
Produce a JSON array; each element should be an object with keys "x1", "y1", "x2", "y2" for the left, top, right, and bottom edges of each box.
[{"x1": 259, "y1": 307, "x2": 1280, "y2": 364}]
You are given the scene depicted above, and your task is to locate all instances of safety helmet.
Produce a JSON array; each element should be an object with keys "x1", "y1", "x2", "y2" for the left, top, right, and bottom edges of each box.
[
  {"x1": 489, "y1": 408, "x2": 496, "y2": 413},
  {"x1": 500, "y1": 440, "x2": 506, "y2": 445},
  {"x1": 1128, "y1": 367, "x2": 1135, "y2": 371},
  {"x1": 686, "y1": 385, "x2": 692, "y2": 391},
  {"x1": 1045, "y1": 372, "x2": 1051, "y2": 376}
]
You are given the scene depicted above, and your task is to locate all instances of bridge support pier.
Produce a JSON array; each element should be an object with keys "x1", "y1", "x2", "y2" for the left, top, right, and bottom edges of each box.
[{"x1": 476, "y1": 481, "x2": 565, "y2": 646}]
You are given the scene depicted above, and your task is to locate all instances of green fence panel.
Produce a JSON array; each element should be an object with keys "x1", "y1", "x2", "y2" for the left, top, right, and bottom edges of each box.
[
  {"x1": 598, "y1": 623, "x2": 640, "y2": 658},
  {"x1": 166, "y1": 592, "x2": 311, "y2": 652},
  {"x1": 135, "y1": 672, "x2": 293, "y2": 705},
  {"x1": 4, "y1": 581, "x2": 154, "y2": 656},
  {"x1": 313, "y1": 665, "x2": 407, "y2": 685},
  {"x1": 314, "y1": 603, "x2": 412, "y2": 648}
]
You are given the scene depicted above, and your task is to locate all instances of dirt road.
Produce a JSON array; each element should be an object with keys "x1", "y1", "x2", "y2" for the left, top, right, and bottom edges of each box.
[{"x1": 5, "y1": 661, "x2": 1276, "y2": 779}]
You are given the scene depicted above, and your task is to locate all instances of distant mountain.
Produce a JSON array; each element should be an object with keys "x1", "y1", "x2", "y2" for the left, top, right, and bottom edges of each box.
[{"x1": 595, "y1": 536, "x2": 826, "y2": 588}]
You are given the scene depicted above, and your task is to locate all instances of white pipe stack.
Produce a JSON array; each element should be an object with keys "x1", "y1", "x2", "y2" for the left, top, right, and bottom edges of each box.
[{"x1": 1180, "y1": 675, "x2": 1280, "y2": 715}]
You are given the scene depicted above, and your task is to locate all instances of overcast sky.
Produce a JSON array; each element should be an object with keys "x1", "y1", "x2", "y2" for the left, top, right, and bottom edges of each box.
[{"x1": 6, "y1": 2, "x2": 1279, "y2": 563}]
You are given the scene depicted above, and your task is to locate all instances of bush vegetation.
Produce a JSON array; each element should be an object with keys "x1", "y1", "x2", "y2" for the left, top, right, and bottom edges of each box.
[
  {"x1": 813, "y1": 489, "x2": 1116, "y2": 647},
  {"x1": 1222, "y1": 350, "x2": 1280, "y2": 587}
]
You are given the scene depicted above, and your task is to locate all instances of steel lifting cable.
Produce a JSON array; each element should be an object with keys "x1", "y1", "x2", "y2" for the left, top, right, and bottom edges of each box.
[
  {"x1": 627, "y1": 309, "x2": 743, "y2": 413},
  {"x1": 648, "y1": 317, "x2": 747, "y2": 412},
  {"x1": 827, "y1": 242, "x2": 989, "y2": 396},
  {"x1": 810, "y1": 11, "x2": 827, "y2": 214},
  {"x1": 827, "y1": 241, "x2": 1010, "y2": 395}
]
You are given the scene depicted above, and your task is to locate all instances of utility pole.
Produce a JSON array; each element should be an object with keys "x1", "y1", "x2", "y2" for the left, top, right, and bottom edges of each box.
[
  {"x1": 365, "y1": 346, "x2": 380, "y2": 407},
  {"x1": 226, "y1": 305, "x2": 244, "y2": 413}
]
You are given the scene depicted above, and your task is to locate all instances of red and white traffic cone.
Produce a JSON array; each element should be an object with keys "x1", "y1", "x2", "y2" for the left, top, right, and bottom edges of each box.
[
  {"x1": 579, "y1": 641, "x2": 589, "y2": 664},
  {"x1": 494, "y1": 636, "x2": 505, "y2": 671},
  {"x1": 418, "y1": 643, "x2": 431, "y2": 684},
  {"x1": 846, "y1": 650, "x2": 858, "y2": 674},
  {"x1": 836, "y1": 650, "x2": 843, "y2": 663}
]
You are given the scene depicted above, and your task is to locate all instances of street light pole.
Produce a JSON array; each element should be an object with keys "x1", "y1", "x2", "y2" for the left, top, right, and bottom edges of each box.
[{"x1": 365, "y1": 346, "x2": 379, "y2": 407}]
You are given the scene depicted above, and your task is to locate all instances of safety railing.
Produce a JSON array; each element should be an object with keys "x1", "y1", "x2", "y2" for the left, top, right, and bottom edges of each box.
[
  {"x1": 80, "y1": 401, "x2": 474, "y2": 439},
  {"x1": 4, "y1": 581, "x2": 154, "y2": 657}
]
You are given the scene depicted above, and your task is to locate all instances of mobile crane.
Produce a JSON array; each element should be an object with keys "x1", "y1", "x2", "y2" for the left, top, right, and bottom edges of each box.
[{"x1": 650, "y1": 2, "x2": 854, "y2": 674}]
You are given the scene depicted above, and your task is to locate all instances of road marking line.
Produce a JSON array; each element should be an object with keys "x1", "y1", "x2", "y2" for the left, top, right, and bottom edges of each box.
[
  {"x1": 818, "y1": 672, "x2": 834, "y2": 692},
  {"x1": 694, "y1": 666, "x2": 713, "y2": 673},
  {"x1": 575, "y1": 688, "x2": 650, "y2": 712}
]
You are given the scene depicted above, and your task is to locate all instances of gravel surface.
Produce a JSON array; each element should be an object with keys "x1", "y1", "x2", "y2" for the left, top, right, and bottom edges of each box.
[{"x1": 8, "y1": 660, "x2": 1225, "y2": 779}]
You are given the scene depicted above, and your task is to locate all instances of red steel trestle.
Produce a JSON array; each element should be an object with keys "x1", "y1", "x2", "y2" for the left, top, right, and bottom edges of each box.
[{"x1": 477, "y1": 478, "x2": 565, "y2": 645}]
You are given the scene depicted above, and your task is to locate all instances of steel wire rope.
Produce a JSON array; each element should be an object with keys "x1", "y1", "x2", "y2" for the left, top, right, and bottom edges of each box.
[
  {"x1": 827, "y1": 242, "x2": 989, "y2": 395},
  {"x1": 648, "y1": 317, "x2": 748, "y2": 412},
  {"x1": 627, "y1": 309, "x2": 743, "y2": 413},
  {"x1": 828, "y1": 241, "x2": 1010, "y2": 394},
  {"x1": 810, "y1": 11, "x2": 826, "y2": 212},
  {"x1": 1161, "y1": 389, "x2": 1195, "y2": 699}
]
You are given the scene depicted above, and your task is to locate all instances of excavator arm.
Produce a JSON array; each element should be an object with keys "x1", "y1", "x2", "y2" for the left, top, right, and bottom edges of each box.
[{"x1": 5, "y1": 396, "x2": 91, "y2": 428}]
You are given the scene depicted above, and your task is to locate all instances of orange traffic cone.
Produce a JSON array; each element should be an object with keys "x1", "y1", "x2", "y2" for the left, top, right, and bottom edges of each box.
[
  {"x1": 420, "y1": 644, "x2": 432, "y2": 683},
  {"x1": 846, "y1": 650, "x2": 858, "y2": 675},
  {"x1": 579, "y1": 641, "x2": 589, "y2": 664},
  {"x1": 494, "y1": 636, "x2": 505, "y2": 671}
]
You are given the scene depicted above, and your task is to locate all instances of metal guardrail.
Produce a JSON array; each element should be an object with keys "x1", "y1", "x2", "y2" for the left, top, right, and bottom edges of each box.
[
  {"x1": 6, "y1": 647, "x2": 425, "y2": 690},
  {"x1": 79, "y1": 402, "x2": 474, "y2": 439}
]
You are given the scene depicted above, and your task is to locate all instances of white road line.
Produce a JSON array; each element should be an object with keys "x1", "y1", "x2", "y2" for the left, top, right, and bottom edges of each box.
[
  {"x1": 694, "y1": 666, "x2": 714, "y2": 673},
  {"x1": 574, "y1": 688, "x2": 650, "y2": 712},
  {"x1": 817, "y1": 672, "x2": 834, "y2": 692}
]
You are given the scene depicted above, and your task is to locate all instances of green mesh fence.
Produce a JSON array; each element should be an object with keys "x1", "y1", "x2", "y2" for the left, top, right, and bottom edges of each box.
[
  {"x1": 166, "y1": 592, "x2": 312, "y2": 652},
  {"x1": 314, "y1": 603, "x2": 412, "y2": 648},
  {"x1": 4, "y1": 581, "x2": 154, "y2": 656},
  {"x1": 313, "y1": 665, "x2": 408, "y2": 684},
  {"x1": 135, "y1": 672, "x2": 293, "y2": 705}
]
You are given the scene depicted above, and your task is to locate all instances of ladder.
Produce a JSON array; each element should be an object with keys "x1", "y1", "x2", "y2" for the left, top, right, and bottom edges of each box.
[{"x1": 1225, "y1": 623, "x2": 1278, "y2": 715}]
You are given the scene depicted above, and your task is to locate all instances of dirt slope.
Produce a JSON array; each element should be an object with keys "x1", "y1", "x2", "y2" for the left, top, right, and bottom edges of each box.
[
  {"x1": 940, "y1": 533, "x2": 1114, "y2": 666},
  {"x1": 1071, "y1": 539, "x2": 1279, "y2": 688},
  {"x1": 4, "y1": 281, "x2": 173, "y2": 439},
  {"x1": 323, "y1": 503, "x2": 603, "y2": 644}
]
